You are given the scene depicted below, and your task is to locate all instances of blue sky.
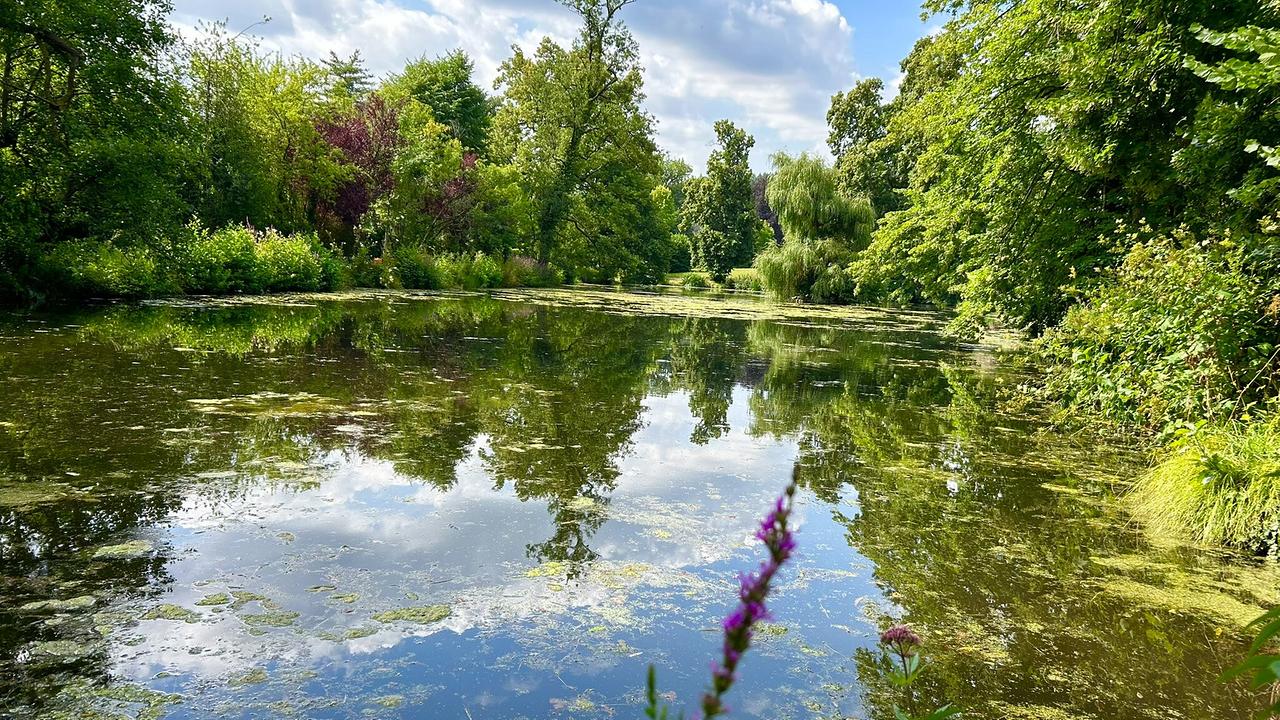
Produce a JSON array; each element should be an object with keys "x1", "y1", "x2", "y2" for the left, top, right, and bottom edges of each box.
[{"x1": 170, "y1": 0, "x2": 933, "y2": 170}]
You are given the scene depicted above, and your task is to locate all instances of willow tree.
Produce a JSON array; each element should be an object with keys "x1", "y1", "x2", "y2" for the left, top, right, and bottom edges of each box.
[
  {"x1": 491, "y1": 0, "x2": 663, "y2": 275},
  {"x1": 756, "y1": 153, "x2": 873, "y2": 303}
]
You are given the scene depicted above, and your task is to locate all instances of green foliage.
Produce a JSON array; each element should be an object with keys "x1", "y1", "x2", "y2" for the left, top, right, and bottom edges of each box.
[
  {"x1": 850, "y1": 0, "x2": 1273, "y2": 331},
  {"x1": 1131, "y1": 415, "x2": 1280, "y2": 552},
  {"x1": 680, "y1": 121, "x2": 758, "y2": 281},
  {"x1": 501, "y1": 256, "x2": 563, "y2": 288},
  {"x1": 251, "y1": 230, "x2": 325, "y2": 292},
  {"x1": 1038, "y1": 223, "x2": 1280, "y2": 431},
  {"x1": 755, "y1": 240, "x2": 855, "y2": 303},
  {"x1": 765, "y1": 153, "x2": 873, "y2": 247},
  {"x1": 184, "y1": 25, "x2": 343, "y2": 233},
  {"x1": 1223, "y1": 605, "x2": 1280, "y2": 717},
  {"x1": 383, "y1": 51, "x2": 491, "y2": 153},
  {"x1": 491, "y1": 0, "x2": 665, "y2": 276},
  {"x1": 182, "y1": 224, "x2": 258, "y2": 294},
  {"x1": 725, "y1": 268, "x2": 764, "y2": 292},
  {"x1": 38, "y1": 240, "x2": 178, "y2": 298},
  {"x1": 391, "y1": 247, "x2": 507, "y2": 290},
  {"x1": 1184, "y1": 23, "x2": 1280, "y2": 208},
  {"x1": 0, "y1": 0, "x2": 193, "y2": 295}
]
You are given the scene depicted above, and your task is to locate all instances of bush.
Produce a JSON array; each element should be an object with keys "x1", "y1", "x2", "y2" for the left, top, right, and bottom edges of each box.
[
  {"x1": 393, "y1": 245, "x2": 444, "y2": 289},
  {"x1": 1039, "y1": 225, "x2": 1280, "y2": 432},
  {"x1": 251, "y1": 229, "x2": 324, "y2": 292},
  {"x1": 348, "y1": 249, "x2": 389, "y2": 289},
  {"x1": 675, "y1": 272, "x2": 712, "y2": 289},
  {"x1": 755, "y1": 239, "x2": 855, "y2": 303},
  {"x1": 502, "y1": 255, "x2": 563, "y2": 288},
  {"x1": 182, "y1": 225, "x2": 256, "y2": 293},
  {"x1": 1130, "y1": 415, "x2": 1280, "y2": 553},
  {"x1": 39, "y1": 239, "x2": 178, "y2": 298}
]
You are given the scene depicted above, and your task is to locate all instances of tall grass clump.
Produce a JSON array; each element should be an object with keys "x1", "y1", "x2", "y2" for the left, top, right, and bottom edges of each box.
[
  {"x1": 1131, "y1": 416, "x2": 1280, "y2": 553},
  {"x1": 725, "y1": 267, "x2": 764, "y2": 292},
  {"x1": 502, "y1": 256, "x2": 563, "y2": 288}
]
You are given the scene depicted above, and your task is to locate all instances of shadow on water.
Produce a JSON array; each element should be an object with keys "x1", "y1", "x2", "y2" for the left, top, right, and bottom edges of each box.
[{"x1": 0, "y1": 289, "x2": 1274, "y2": 719}]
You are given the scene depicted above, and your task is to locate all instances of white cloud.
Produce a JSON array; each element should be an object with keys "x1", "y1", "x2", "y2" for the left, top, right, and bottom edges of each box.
[{"x1": 171, "y1": 0, "x2": 861, "y2": 170}]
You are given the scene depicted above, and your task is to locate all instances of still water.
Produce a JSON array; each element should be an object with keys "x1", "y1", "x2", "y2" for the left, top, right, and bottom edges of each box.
[{"x1": 0, "y1": 288, "x2": 1274, "y2": 719}]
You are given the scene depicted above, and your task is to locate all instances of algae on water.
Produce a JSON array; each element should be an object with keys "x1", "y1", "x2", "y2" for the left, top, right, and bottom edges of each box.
[
  {"x1": 373, "y1": 605, "x2": 451, "y2": 625},
  {"x1": 93, "y1": 540, "x2": 153, "y2": 559}
]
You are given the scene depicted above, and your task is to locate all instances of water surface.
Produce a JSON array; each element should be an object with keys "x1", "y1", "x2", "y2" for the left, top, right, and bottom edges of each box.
[{"x1": 0, "y1": 288, "x2": 1274, "y2": 719}]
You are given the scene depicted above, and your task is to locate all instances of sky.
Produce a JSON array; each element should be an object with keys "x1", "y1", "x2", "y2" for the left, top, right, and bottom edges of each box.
[{"x1": 169, "y1": 0, "x2": 934, "y2": 171}]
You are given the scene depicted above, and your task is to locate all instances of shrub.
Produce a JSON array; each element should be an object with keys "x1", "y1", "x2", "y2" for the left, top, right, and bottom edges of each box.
[
  {"x1": 1039, "y1": 225, "x2": 1280, "y2": 432},
  {"x1": 393, "y1": 245, "x2": 443, "y2": 289},
  {"x1": 348, "y1": 249, "x2": 389, "y2": 289},
  {"x1": 182, "y1": 225, "x2": 256, "y2": 294},
  {"x1": 251, "y1": 229, "x2": 324, "y2": 292},
  {"x1": 502, "y1": 255, "x2": 563, "y2": 288},
  {"x1": 459, "y1": 253, "x2": 503, "y2": 290},
  {"x1": 678, "y1": 272, "x2": 712, "y2": 289},
  {"x1": 39, "y1": 240, "x2": 178, "y2": 298},
  {"x1": 755, "y1": 239, "x2": 855, "y2": 303},
  {"x1": 1130, "y1": 415, "x2": 1280, "y2": 553}
]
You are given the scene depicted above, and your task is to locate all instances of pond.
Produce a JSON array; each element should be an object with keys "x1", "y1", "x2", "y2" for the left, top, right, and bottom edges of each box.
[{"x1": 0, "y1": 288, "x2": 1275, "y2": 719}]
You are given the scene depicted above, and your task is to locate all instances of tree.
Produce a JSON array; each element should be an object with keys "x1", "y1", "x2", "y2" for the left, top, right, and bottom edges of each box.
[
  {"x1": 661, "y1": 155, "x2": 693, "y2": 209},
  {"x1": 322, "y1": 50, "x2": 373, "y2": 100},
  {"x1": 492, "y1": 0, "x2": 665, "y2": 278},
  {"x1": 317, "y1": 92, "x2": 403, "y2": 250},
  {"x1": 755, "y1": 153, "x2": 873, "y2": 303},
  {"x1": 679, "y1": 120, "x2": 757, "y2": 281},
  {"x1": 852, "y1": 0, "x2": 1269, "y2": 333},
  {"x1": 383, "y1": 50, "x2": 491, "y2": 154},
  {"x1": 752, "y1": 174, "x2": 783, "y2": 245},
  {"x1": 185, "y1": 26, "x2": 342, "y2": 233},
  {"x1": 0, "y1": 0, "x2": 192, "y2": 297}
]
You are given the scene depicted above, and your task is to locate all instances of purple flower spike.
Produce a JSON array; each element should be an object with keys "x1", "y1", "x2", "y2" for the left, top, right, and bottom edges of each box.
[{"x1": 699, "y1": 467, "x2": 800, "y2": 720}]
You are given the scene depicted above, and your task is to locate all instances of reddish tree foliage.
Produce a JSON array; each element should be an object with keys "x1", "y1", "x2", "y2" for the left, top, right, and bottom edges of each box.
[{"x1": 319, "y1": 94, "x2": 403, "y2": 227}]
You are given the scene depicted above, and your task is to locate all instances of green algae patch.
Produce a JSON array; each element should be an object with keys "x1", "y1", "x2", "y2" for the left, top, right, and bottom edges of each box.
[
  {"x1": 307, "y1": 584, "x2": 337, "y2": 593},
  {"x1": 196, "y1": 592, "x2": 231, "y2": 606},
  {"x1": 142, "y1": 604, "x2": 200, "y2": 623},
  {"x1": 330, "y1": 592, "x2": 360, "y2": 604},
  {"x1": 344, "y1": 626, "x2": 378, "y2": 639},
  {"x1": 1090, "y1": 552, "x2": 1280, "y2": 628},
  {"x1": 228, "y1": 668, "x2": 268, "y2": 687},
  {"x1": 94, "y1": 684, "x2": 183, "y2": 720},
  {"x1": 229, "y1": 590, "x2": 277, "y2": 610},
  {"x1": 372, "y1": 695, "x2": 405, "y2": 708},
  {"x1": 240, "y1": 610, "x2": 300, "y2": 628},
  {"x1": 986, "y1": 701, "x2": 1089, "y2": 720},
  {"x1": 525, "y1": 560, "x2": 569, "y2": 578},
  {"x1": 29, "y1": 639, "x2": 99, "y2": 662},
  {"x1": 20, "y1": 595, "x2": 96, "y2": 613},
  {"x1": 373, "y1": 605, "x2": 451, "y2": 625},
  {"x1": 0, "y1": 481, "x2": 75, "y2": 510},
  {"x1": 755, "y1": 623, "x2": 789, "y2": 637},
  {"x1": 92, "y1": 540, "x2": 153, "y2": 559}
]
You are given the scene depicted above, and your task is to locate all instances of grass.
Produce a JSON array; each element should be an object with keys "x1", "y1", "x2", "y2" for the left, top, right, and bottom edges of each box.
[
  {"x1": 663, "y1": 268, "x2": 762, "y2": 292},
  {"x1": 1129, "y1": 415, "x2": 1280, "y2": 552}
]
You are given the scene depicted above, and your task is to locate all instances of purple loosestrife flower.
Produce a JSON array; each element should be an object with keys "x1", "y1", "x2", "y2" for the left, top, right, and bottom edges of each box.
[{"x1": 698, "y1": 469, "x2": 799, "y2": 720}]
